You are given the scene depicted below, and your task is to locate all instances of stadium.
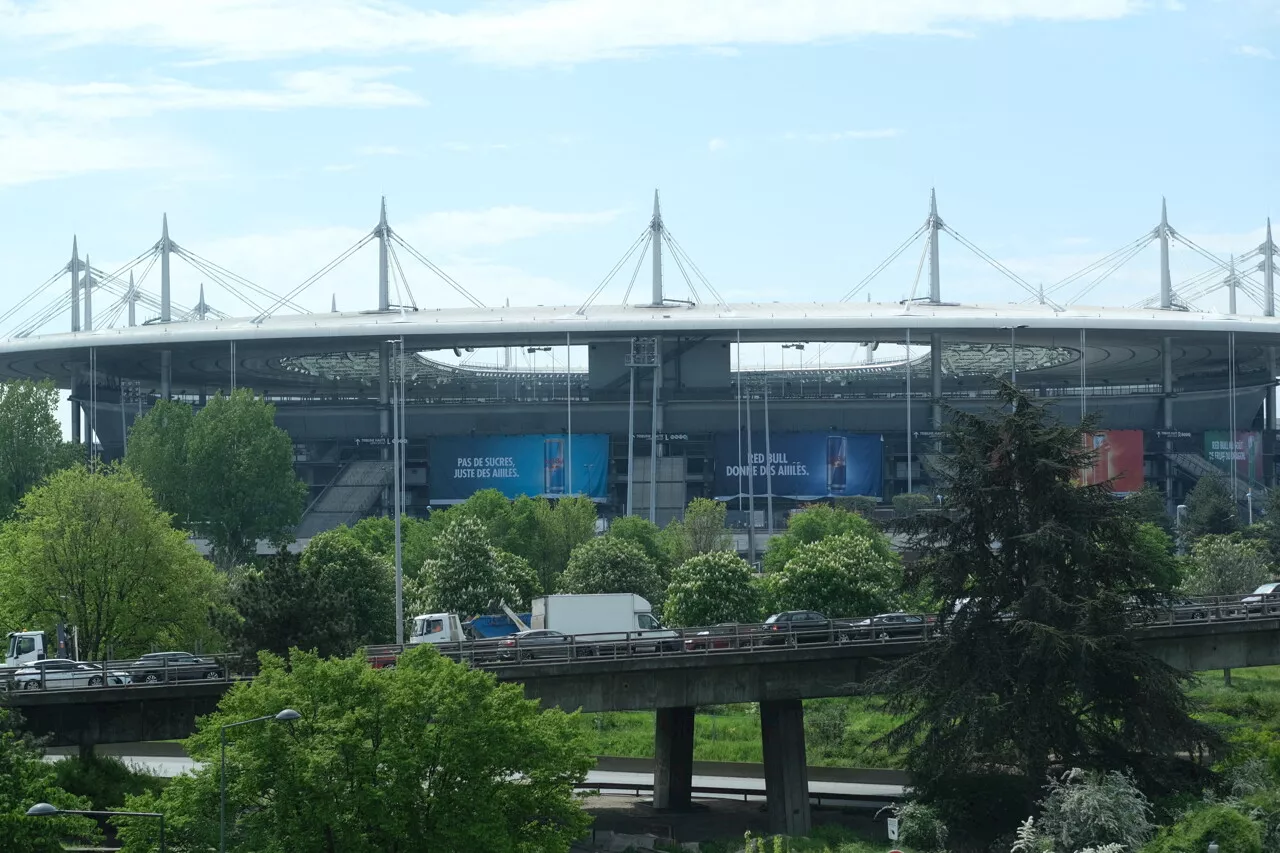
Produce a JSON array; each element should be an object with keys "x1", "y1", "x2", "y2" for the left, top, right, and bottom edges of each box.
[{"x1": 1, "y1": 191, "x2": 1276, "y2": 541}]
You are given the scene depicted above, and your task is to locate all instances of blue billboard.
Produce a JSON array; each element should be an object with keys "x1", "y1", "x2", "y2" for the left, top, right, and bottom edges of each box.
[
  {"x1": 712, "y1": 431, "x2": 883, "y2": 500},
  {"x1": 430, "y1": 434, "x2": 609, "y2": 504}
]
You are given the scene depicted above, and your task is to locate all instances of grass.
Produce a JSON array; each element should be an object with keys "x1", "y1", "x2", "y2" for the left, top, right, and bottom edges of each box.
[
  {"x1": 580, "y1": 697, "x2": 907, "y2": 768},
  {"x1": 696, "y1": 824, "x2": 920, "y2": 853}
]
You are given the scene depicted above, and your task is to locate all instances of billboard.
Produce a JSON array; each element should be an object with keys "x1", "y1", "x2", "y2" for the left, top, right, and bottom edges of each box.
[
  {"x1": 1205, "y1": 430, "x2": 1263, "y2": 482},
  {"x1": 713, "y1": 431, "x2": 883, "y2": 500},
  {"x1": 1079, "y1": 430, "x2": 1144, "y2": 493},
  {"x1": 430, "y1": 434, "x2": 609, "y2": 504}
]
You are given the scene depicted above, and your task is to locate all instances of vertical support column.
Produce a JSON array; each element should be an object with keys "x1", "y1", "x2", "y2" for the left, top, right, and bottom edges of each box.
[
  {"x1": 1263, "y1": 217, "x2": 1274, "y2": 318},
  {"x1": 127, "y1": 271, "x2": 137, "y2": 328},
  {"x1": 83, "y1": 255, "x2": 93, "y2": 332},
  {"x1": 653, "y1": 706, "x2": 694, "y2": 811},
  {"x1": 626, "y1": 364, "x2": 636, "y2": 516},
  {"x1": 760, "y1": 699, "x2": 811, "y2": 837},
  {"x1": 69, "y1": 237, "x2": 82, "y2": 445},
  {"x1": 930, "y1": 334, "x2": 943, "y2": 431},
  {"x1": 1159, "y1": 198, "x2": 1172, "y2": 310},
  {"x1": 378, "y1": 197, "x2": 390, "y2": 312},
  {"x1": 650, "y1": 338, "x2": 661, "y2": 524},
  {"x1": 928, "y1": 188, "x2": 941, "y2": 304},
  {"x1": 160, "y1": 214, "x2": 173, "y2": 400},
  {"x1": 378, "y1": 198, "x2": 393, "y2": 510},
  {"x1": 651, "y1": 190, "x2": 663, "y2": 307},
  {"x1": 1228, "y1": 255, "x2": 1238, "y2": 315},
  {"x1": 1163, "y1": 336, "x2": 1175, "y2": 513}
]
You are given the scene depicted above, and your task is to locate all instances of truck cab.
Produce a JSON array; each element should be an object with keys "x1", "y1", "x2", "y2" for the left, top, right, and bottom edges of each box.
[
  {"x1": 409, "y1": 613, "x2": 466, "y2": 645},
  {"x1": 6, "y1": 631, "x2": 48, "y2": 668}
]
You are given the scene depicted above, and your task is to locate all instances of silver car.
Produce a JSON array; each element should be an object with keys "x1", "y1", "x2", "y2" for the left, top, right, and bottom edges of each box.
[{"x1": 15, "y1": 659, "x2": 133, "y2": 690}]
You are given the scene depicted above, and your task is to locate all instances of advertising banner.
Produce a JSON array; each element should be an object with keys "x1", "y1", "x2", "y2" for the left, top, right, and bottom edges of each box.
[
  {"x1": 1079, "y1": 430, "x2": 1144, "y2": 493},
  {"x1": 712, "y1": 431, "x2": 883, "y2": 500},
  {"x1": 1205, "y1": 430, "x2": 1263, "y2": 482},
  {"x1": 430, "y1": 434, "x2": 609, "y2": 504}
]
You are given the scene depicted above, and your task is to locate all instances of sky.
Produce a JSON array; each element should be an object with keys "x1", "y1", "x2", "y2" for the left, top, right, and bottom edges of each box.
[{"x1": 0, "y1": 0, "x2": 1278, "y2": 366}]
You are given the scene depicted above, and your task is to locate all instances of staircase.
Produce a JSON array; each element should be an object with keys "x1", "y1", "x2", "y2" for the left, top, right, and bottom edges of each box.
[
  {"x1": 297, "y1": 460, "x2": 393, "y2": 538},
  {"x1": 1170, "y1": 453, "x2": 1266, "y2": 506}
]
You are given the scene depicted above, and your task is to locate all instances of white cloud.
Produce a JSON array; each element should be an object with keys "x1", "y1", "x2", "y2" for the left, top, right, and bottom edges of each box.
[
  {"x1": 322, "y1": 163, "x2": 358, "y2": 172},
  {"x1": 357, "y1": 144, "x2": 404, "y2": 156},
  {"x1": 785, "y1": 129, "x2": 902, "y2": 142},
  {"x1": 708, "y1": 137, "x2": 728, "y2": 153},
  {"x1": 0, "y1": 122, "x2": 208, "y2": 187},
  {"x1": 1235, "y1": 45, "x2": 1275, "y2": 60},
  {"x1": 0, "y1": 67, "x2": 423, "y2": 122},
  {"x1": 0, "y1": 0, "x2": 1144, "y2": 66}
]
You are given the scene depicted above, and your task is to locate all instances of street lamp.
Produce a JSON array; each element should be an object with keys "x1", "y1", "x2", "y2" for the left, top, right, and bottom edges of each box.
[
  {"x1": 1000, "y1": 325, "x2": 1030, "y2": 386},
  {"x1": 28, "y1": 802, "x2": 165, "y2": 852},
  {"x1": 220, "y1": 709, "x2": 300, "y2": 853}
]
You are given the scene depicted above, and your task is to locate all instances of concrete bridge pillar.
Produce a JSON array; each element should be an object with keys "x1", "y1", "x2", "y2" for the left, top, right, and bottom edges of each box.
[
  {"x1": 761, "y1": 698, "x2": 811, "y2": 836},
  {"x1": 652, "y1": 706, "x2": 695, "y2": 810}
]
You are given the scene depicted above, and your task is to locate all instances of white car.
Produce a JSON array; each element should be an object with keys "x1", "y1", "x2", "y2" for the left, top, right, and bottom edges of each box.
[
  {"x1": 1242, "y1": 582, "x2": 1280, "y2": 614},
  {"x1": 15, "y1": 659, "x2": 133, "y2": 690}
]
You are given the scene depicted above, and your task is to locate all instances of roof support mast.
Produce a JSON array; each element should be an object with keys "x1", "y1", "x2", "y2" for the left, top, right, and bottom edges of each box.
[
  {"x1": 1159, "y1": 198, "x2": 1172, "y2": 310},
  {"x1": 651, "y1": 191, "x2": 663, "y2": 307},
  {"x1": 650, "y1": 190, "x2": 664, "y2": 521},
  {"x1": 377, "y1": 198, "x2": 392, "y2": 514},
  {"x1": 68, "y1": 238, "x2": 82, "y2": 444},
  {"x1": 160, "y1": 214, "x2": 172, "y2": 400},
  {"x1": 928, "y1": 190, "x2": 944, "y2": 440},
  {"x1": 1263, "y1": 218, "x2": 1277, "y2": 441}
]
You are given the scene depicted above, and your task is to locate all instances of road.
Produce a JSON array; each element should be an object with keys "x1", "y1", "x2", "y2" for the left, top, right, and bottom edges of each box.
[{"x1": 42, "y1": 743, "x2": 904, "y2": 806}]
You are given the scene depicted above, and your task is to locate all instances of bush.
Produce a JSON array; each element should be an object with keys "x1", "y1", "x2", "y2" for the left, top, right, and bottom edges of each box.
[
  {"x1": 1036, "y1": 768, "x2": 1153, "y2": 853},
  {"x1": 52, "y1": 754, "x2": 164, "y2": 811},
  {"x1": 892, "y1": 492, "x2": 933, "y2": 518},
  {"x1": 1142, "y1": 804, "x2": 1262, "y2": 853},
  {"x1": 884, "y1": 800, "x2": 948, "y2": 851},
  {"x1": 834, "y1": 495, "x2": 879, "y2": 518}
]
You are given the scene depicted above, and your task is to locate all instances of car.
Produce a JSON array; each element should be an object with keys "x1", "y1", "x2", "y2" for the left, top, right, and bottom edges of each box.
[
  {"x1": 1127, "y1": 594, "x2": 1210, "y2": 624},
  {"x1": 683, "y1": 623, "x2": 744, "y2": 652},
  {"x1": 130, "y1": 652, "x2": 225, "y2": 683},
  {"x1": 1241, "y1": 583, "x2": 1280, "y2": 615},
  {"x1": 755, "y1": 611, "x2": 855, "y2": 646},
  {"x1": 850, "y1": 613, "x2": 928, "y2": 640},
  {"x1": 497, "y1": 630, "x2": 571, "y2": 661},
  {"x1": 15, "y1": 659, "x2": 132, "y2": 690}
]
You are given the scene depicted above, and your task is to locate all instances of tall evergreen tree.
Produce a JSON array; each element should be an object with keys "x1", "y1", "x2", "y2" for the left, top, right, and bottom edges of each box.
[
  {"x1": 877, "y1": 384, "x2": 1214, "y2": 847},
  {"x1": 1185, "y1": 473, "x2": 1239, "y2": 540}
]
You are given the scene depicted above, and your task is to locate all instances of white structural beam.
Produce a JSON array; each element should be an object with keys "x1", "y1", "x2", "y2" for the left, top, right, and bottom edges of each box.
[
  {"x1": 651, "y1": 190, "x2": 664, "y2": 307},
  {"x1": 1159, "y1": 199, "x2": 1172, "y2": 310}
]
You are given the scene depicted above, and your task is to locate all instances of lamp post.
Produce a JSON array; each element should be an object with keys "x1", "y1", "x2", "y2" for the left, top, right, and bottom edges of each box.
[
  {"x1": 1000, "y1": 325, "x2": 1030, "y2": 386},
  {"x1": 220, "y1": 709, "x2": 300, "y2": 853},
  {"x1": 28, "y1": 802, "x2": 165, "y2": 852}
]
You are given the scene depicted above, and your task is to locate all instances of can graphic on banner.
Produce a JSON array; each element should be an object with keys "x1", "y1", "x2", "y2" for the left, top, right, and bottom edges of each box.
[
  {"x1": 544, "y1": 438, "x2": 565, "y2": 495},
  {"x1": 827, "y1": 435, "x2": 848, "y2": 494}
]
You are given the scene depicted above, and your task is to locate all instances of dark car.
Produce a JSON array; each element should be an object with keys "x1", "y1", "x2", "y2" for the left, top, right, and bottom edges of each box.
[
  {"x1": 755, "y1": 611, "x2": 854, "y2": 646},
  {"x1": 683, "y1": 623, "x2": 744, "y2": 652},
  {"x1": 1127, "y1": 594, "x2": 1210, "y2": 625},
  {"x1": 131, "y1": 652, "x2": 224, "y2": 683},
  {"x1": 497, "y1": 630, "x2": 571, "y2": 661},
  {"x1": 850, "y1": 613, "x2": 927, "y2": 640}
]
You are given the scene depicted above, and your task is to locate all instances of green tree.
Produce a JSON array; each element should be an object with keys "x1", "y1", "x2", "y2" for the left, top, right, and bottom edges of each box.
[
  {"x1": 1131, "y1": 522, "x2": 1182, "y2": 591},
  {"x1": 127, "y1": 390, "x2": 307, "y2": 568},
  {"x1": 1258, "y1": 487, "x2": 1280, "y2": 561},
  {"x1": 505, "y1": 495, "x2": 597, "y2": 593},
  {"x1": 877, "y1": 385, "x2": 1214, "y2": 847},
  {"x1": 494, "y1": 550, "x2": 541, "y2": 611},
  {"x1": 409, "y1": 515, "x2": 515, "y2": 618},
  {"x1": 663, "y1": 551, "x2": 761, "y2": 627},
  {"x1": 347, "y1": 515, "x2": 432, "y2": 581},
  {"x1": 1181, "y1": 533, "x2": 1272, "y2": 597},
  {"x1": 115, "y1": 648, "x2": 593, "y2": 853},
  {"x1": 606, "y1": 515, "x2": 680, "y2": 576},
  {"x1": 762, "y1": 504, "x2": 896, "y2": 574},
  {"x1": 121, "y1": 398, "x2": 194, "y2": 523},
  {"x1": 0, "y1": 709, "x2": 97, "y2": 852},
  {"x1": 1186, "y1": 473, "x2": 1239, "y2": 540},
  {"x1": 763, "y1": 531, "x2": 902, "y2": 618},
  {"x1": 1124, "y1": 485, "x2": 1173, "y2": 533},
  {"x1": 665, "y1": 498, "x2": 731, "y2": 561},
  {"x1": 0, "y1": 465, "x2": 224, "y2": 660},
  {"x1": 299, "y1": 529, "x2": 394, "y2": 651},
  {"x1": 559, "y1": 537, "x2": 663, "y2": 603},
  {"x1": 0, "y1": 380, "x2": 73, "y2": 520}
]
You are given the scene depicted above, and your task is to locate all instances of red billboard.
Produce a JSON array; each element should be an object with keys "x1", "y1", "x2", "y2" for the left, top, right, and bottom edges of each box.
[{"x1": 1080, "y1": 430, "x2": 1144, "y2": 493}]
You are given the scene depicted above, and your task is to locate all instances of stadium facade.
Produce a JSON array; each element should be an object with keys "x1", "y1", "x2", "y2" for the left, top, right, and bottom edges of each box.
[{"x1": 2, "y1": 194, "x2": 1277, "y2": 536}]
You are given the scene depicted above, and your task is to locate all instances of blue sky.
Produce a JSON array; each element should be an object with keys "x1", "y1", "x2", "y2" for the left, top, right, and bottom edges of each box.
[{"x1": 0, "y1": 0, "x2": 1277, "y2": 340}]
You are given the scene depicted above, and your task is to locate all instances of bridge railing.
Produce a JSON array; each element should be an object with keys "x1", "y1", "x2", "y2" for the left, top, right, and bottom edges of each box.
[{"x1": 6, "y1": 594, "x2": 1279, "y2": 692}]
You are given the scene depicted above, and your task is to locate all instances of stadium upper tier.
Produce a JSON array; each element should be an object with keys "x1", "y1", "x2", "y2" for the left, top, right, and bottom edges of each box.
[{"x1": 0, "y1": 300, "x2": 1276, "y2": 396}]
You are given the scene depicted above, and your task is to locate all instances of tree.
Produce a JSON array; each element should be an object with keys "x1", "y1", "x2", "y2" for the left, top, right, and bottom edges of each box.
[
  {"x1": 0, "y1": 709, "x2": 97, "y2": 852},
  {"x1": 1181, "y1": 533, "x2": 1272, "y2": 597},
  {"x1": 0, "y1": 465, "x2": 225, "y2": 660},
  {"x1": 1186, "y1": 473, "x2": 1239, "y2": 540},
  {"x1": 0, "y1": 380, "x2": 72, "y2": 520},
  {"x1": 663, "y1": 551, "x2": 761, "y2": 627},
  {"x1": 126, "y1": 390, "x2": 307, "y2": 568},
  {"x1": 665, "y1": 498, "x2": 731, "y2": 561},
  {"x1": 231, "y1": 531, "x2": 394, "y2": 659},
  {"x1": 559, "y1": 536, "x2": 663, "y2": 603},
  {"x1": 494, "y1": 550, "x2": 541, "y2": 610},
  {"x1": 1124, "y1": 485, "x2": 1173, "y2": 533},
  {"x1": 121, "y1": 399, "x2": 194, "y2": 523},
  {"x1": 505, "y1": 495, "x2": 597, "y2": 593},
  {"x1": 1131, "y1": 522, "x2": 1181, "y2": 591},
  {"x1": 115, "y1": 648, "x2": 593, "y2": 853},
  {"x1": 762, "y1": 504, "x2": 896, "y2": 574},
  {"x1": 878, "y1": 385, "x2": 1215, "y2": 847},
  {"x1": 762, "y1": 531, "x2": 902, "y2": 618},
  {"x1": 606, "y1": 515, "x2": 680, "y2": 576},
  {"x1": 409, "y1": 515, "x2": 517, "y2": 618},
  {"x1": 347, "y1": 515, "x2": 433, "y2": 580}
]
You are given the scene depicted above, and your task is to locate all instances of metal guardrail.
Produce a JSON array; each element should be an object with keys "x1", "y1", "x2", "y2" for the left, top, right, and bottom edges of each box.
[
  {"x1": 579, "y1": 781, "x2": 898, "y2": 807},
  {"x1": 0, "y1": 653, "x2": 241, "y2": 693},
  {"x1": 4, "y1": 594, "x2": 1278, "y2": 694}
]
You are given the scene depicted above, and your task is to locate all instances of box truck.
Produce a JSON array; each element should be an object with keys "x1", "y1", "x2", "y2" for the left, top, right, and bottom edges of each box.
[{"x1": 530, "y1": 593, "x2": 680, "y2": 653}]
